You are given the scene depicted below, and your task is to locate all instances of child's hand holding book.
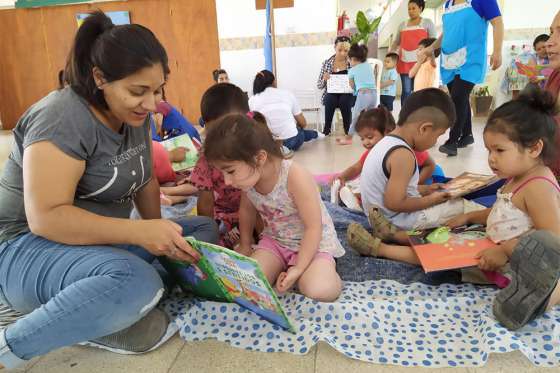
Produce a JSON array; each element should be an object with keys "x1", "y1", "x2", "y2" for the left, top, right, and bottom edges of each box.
[{"x1": 476, "y1": 247, "x2": 509, "y2": 271}]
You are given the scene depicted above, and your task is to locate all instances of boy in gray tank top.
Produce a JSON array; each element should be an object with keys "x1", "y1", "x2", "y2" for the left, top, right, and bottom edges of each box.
[{"x1": 349, "y1": 88, "x2": 467, "y2": 265}]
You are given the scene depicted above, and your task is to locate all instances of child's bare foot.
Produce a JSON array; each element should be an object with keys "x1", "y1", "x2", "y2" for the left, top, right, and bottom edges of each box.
[
  {"x1": 367, "y1": 206, "x2": 399, "y2": 241},
  {"x1": 347, "y1": 223, "x2": 381, "y2": 256}
]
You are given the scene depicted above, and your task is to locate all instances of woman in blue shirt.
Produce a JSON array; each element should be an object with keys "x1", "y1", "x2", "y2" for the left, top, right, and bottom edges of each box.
[{"x1": 423, "y1": 0, "x2": 504, "y2": 156}]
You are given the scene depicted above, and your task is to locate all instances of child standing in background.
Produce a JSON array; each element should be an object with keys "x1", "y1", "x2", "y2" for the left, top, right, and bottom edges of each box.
[
  {"x1": 409, "y1": 38, "x2": 440, "y2": 91},
  {"x1": 204, "y1": 114, "x2": 345, "y2": 302},
  {"x1": 532, "y1": 34, "x2": 550, "y2": 89},
  {"x1": 341, "y1": 44, "x2": 377, "y2": 145},
  {"x1": 380, "y1": 53, "x2": 399, "y2": 112}
]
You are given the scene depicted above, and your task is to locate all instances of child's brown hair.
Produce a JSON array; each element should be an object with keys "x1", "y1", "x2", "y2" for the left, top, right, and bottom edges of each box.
[
  {"x1": 355, "y1": 106, "x2": 396, "y2": 135},
  {"x1": 203, "y1": 112, "x2": 285, "y2": 167}
]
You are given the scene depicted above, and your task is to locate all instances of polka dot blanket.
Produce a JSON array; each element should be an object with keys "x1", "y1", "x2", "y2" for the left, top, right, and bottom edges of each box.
[{"x1": 161, "y1": 279, "x2": 560, "y2": 367}]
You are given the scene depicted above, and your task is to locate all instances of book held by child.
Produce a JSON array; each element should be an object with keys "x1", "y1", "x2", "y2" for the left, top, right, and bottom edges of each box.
[
  {"x1": 160, "y1": 133, "x2": 199, "y2": 171},
  {"x1": 160, "y1": 237, "x2": 295, "y2": 333},
  {"x1": 408, "y1": 225, "x2": 494, "y2": 273},
  {"x1": 443, "y1": 172, "x2": 499, "y2": 198}
]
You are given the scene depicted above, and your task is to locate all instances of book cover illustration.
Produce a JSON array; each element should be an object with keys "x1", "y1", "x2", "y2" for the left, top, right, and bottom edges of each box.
[
  {"x1": 160, "y1": 134, "x2": 199, "y2": 172},
  {"x1": 443, "y1": 172, "x2": 499, "y2": 198},
  {"x1": 161, "y1": 238, "x2": 295, "y2": 333},
  {"x1": 515, "y1": 61, "x2": 553, "y2": 81},
  {"x1": 408, "y1": 225, "x2": 495, "y2": 272}
]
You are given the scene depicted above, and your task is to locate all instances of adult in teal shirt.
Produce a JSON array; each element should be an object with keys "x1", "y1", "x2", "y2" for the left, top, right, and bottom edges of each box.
[{"x1": 424, "y1": 0, "x2": 504, "y2": 156}]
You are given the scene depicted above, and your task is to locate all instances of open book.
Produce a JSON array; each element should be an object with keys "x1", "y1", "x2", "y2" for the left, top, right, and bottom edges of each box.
[
  {"x1": 443, "y1": 172, "x2": 499, "y2": 198},
  {"x1": 327, "y1": 74, "x2": 354, "y2": 94},
  {"x1": 160, "y1": 237, "x2": 295, "y2": 333},
  {"x1": 408, "y1": 225, "x2": 495, "y2": 273},
  {"x1": 160, "y1": 134, "x2": 199, "y2": 172}
]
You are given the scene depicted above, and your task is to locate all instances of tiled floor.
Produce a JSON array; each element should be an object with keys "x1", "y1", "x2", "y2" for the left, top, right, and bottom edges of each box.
[{"x1": 0, "y1": 121, "x2": 550, "y2": 372}]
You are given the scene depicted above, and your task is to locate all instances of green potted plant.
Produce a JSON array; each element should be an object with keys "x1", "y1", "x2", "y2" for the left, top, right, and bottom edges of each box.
[
  {"x1": 473, "y1": 85, "x2": 493, "y2": 116},
  {"x1": 350, "y1": 10, "x2": 382, "y2": 45}
]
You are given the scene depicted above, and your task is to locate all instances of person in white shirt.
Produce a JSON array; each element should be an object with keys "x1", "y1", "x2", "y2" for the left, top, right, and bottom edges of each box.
[{"x1": 249, "y1": 70, "x2": 324, "y2": 151}]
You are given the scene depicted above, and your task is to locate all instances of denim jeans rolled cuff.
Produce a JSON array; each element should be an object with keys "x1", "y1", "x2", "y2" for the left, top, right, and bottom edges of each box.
[
  {"x1": 349, "y1": 89, "x2": 377, "y2": 136},
  {"x1": 0, "y1": 328, "x2": 26, "y2": 369}
]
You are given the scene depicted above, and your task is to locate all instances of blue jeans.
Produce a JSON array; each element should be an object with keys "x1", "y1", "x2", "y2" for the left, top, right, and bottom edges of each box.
[
  {"x1": 349, "y1": 89, "x2": 377, "y2": 136},
  {"x1": 380, "y1": 95, "x2": 395, "y2": 112},
  {"x1": 400, "y1": 74, "x2": 414, "y2": 106},
  {"x1": 283, "y1": 127, "x2": 318, "y2": 151},
  {"x1": 0, "y1": 216, "x2": 218, "y2": 368}
]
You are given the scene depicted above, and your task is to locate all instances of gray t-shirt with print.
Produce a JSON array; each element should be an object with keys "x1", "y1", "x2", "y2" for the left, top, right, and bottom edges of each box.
[{"x1": 0, "y1": 87, "x2": 152, "y2": 243}]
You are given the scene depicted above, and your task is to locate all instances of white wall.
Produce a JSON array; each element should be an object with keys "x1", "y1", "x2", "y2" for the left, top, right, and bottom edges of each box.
[
  {"x1": 216, "y1": 0, "x2": 337, "y2": 37},
  {"x1": 0, "y1": 0, "x2": 14, "y2": 8},
  {"x1": 502, "y1": 0, "x2": 557, "y2": 30},
  {"x1": 216, "y1": 0, "x2": 337, "y2": 109}
]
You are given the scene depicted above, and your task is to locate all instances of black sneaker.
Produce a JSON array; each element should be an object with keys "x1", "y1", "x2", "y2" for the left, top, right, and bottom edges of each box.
[
  {"x1": 439, "y1": 141, "x2": 458, "y2": 156},
  {"x1": 458, "y1": 135, "x2": 474, "y2": 148}
]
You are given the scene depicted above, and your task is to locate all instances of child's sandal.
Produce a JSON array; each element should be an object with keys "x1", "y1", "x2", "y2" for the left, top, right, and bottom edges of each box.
[
  {"x1": 493, "y1": 230, "x2": 560, "y2": 330},
  {"x1": 367, "y1": 206, "x2": 398, "y2": 241},
  {"x1": 347, "y1": 223, "x2": 381, "y2": 257}
]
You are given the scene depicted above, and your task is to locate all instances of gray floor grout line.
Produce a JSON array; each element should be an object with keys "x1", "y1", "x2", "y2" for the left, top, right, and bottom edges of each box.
[
  {"x1": 312, "y1": 343, "x2": 319, "y2": 373},
  {"x1": 165, "y1": 339, "x2": 188, "y2": 373}
]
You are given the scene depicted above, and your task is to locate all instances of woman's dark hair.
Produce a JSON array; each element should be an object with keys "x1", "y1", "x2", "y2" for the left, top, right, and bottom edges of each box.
[
  {"x1": 398, "y1": 88, "x2": 456, "y2": 129},
  {"x1": 355, "y1": 106, "x2": 396, "y2": 134},
  {"x1": 533, "y1": 34, "x2": 550, "y2": 48},
  {"x1": 348, "y1": 44, "x2": 368, "y2": 62},
  {"x1": 204, "y1": 113, "x2": 284, "y2": 166},
  {"x1": 200, "y1": 83, "x2": 249, "y2": 123},
  {"x1": 408, "y1": 0, "x2": 425, "y2": 11},
  {"x1": 485, "y1": 89, "x2": 558, "y2": 162},
  {"x1": 212, "y1": 68, "x2": 228, "y2": 82},
  {"x1": 64, "y1": 11, "x2": 170, "y2": 110},
  {"x1": 334, "y1": 36, "x2": 351, "y2": 45},
  {"x1": 253, "y1": 70, "x2": 275, "y2": 95},
  {"x1": 419, "y1": 37, "x2": 441, "y2": 58}
]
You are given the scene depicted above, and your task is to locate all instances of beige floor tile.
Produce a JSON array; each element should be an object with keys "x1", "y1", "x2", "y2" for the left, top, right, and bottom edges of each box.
[
  {"x1": 314, "y1": 342, "x2": 471, "y2": 373},
  {"x1": 27, "y1": 334, "x2": 185, "y2": 373},
  {"x1": 468, "y1": 351, "x2": 553, "y2": 373},
  {"x1": 168, "y1": 339, "x2": 316, "y2": 373}
]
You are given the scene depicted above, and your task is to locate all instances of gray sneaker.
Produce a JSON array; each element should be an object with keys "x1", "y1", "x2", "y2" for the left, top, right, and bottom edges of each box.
[{"x1": 85, "y1": 308, "x2": 177, "y2": 354}]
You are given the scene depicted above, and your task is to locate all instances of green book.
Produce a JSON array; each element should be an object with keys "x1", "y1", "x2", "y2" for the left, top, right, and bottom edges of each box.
[
  {"x1": 160, "y1": 134, "x2": 199, "y2": 171},
  {"x1": 160, "y1": 237, "x2": 295, "y2": 333}
]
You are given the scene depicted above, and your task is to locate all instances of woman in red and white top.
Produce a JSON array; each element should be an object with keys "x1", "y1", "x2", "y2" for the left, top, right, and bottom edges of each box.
[{"x1": 389, "y1": 0, "x2": 436, "y2": 106}]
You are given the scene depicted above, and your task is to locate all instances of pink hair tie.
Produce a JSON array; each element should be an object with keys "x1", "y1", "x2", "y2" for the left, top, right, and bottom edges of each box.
[{"x1": 246, "y1": 111, "x2": 254, "y2": 119}]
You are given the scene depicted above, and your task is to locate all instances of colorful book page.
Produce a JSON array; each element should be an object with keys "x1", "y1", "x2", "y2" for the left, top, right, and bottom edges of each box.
[
  {"x1": 160, "y1": 134, "x2": 199, "y2": 171},
  {"x1": 408, "y1": 225, "x2": 495, "y2": 273},
  {"x1": 443, "y1": 172, "x2": 499, "y2": 198}
]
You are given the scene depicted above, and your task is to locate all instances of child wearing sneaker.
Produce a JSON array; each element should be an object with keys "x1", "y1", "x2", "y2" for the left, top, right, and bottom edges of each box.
[
  {"x1": 347, "y1": 88, "x2": 464, "y2": 265},
  {"x1": 445, "y1": 90, "x2": 560, "y2": 330}
]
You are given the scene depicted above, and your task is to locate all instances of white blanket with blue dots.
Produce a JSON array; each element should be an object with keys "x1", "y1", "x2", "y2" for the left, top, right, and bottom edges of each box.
[{"x1": 161, "y1": 280, "x2": 560, "y2": 367}]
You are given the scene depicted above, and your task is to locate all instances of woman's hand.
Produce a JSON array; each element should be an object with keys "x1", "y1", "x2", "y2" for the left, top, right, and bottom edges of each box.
[
  {"x1": 276, "y1": 266, "x2": 304, "y2": 293},
  {"x1": 490, "y1": 51, "x2": 502, "y2": 70},
  {"x1": 169, "y1": 147, "x2": 187, "y2": 162},
  {"x1": 323, "y1": 72, "x2": 330, "y2": 82},
  {"x1": 135, "y1": 219, "x2": 201, "y2": 263},
  {"x1": 476, "y1": 247, "x2": 509, "y2": 271}
]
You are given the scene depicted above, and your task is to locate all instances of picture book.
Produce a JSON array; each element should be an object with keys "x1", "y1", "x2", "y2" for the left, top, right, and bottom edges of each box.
[
  {"x1": 160, "y1": 237, "x2": 295, "y2": 333},
  {"x1": 515, "y1": 61, "x2": 553, "y2": 81},
  {"x1": 160, "y1": 134, "x2": 199, "y2": 172},
  {"x1": 327, "y1": 74, "x2": 354, "y2": 94},
  {"x1": 443, "y1": 172, "x2": 499, "y2": 198},
  {"x1": 408, "y1": 225, "x2": 495, "y2": 273}
]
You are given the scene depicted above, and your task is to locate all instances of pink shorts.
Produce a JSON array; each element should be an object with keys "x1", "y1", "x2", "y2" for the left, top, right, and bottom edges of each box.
[{"x1": 255, "y1": 235, "x2": 334, "y2": 270}]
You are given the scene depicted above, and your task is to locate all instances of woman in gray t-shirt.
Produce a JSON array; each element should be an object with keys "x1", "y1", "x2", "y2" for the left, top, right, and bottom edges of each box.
[{"x1": 0, "y1": 11, "x2": 218, "y2": 369}]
